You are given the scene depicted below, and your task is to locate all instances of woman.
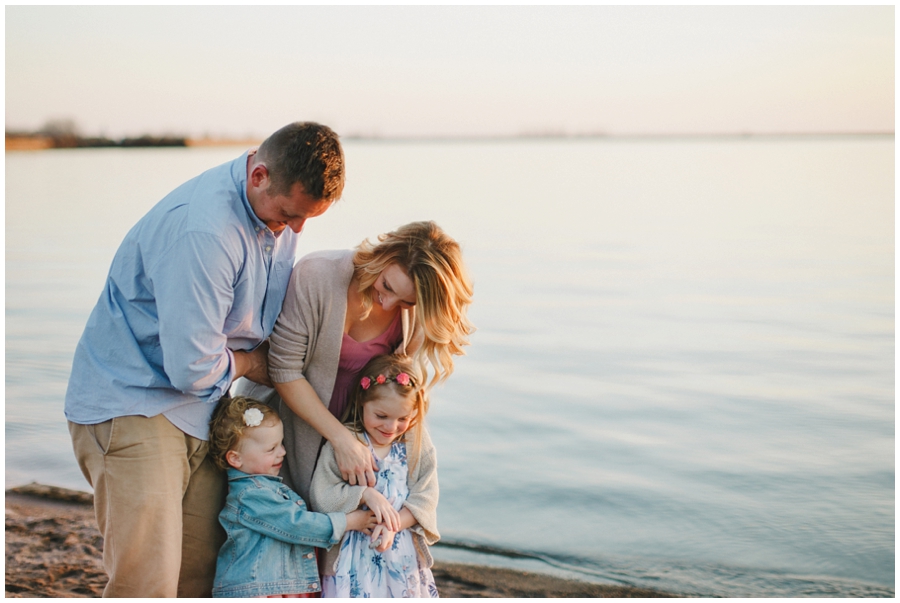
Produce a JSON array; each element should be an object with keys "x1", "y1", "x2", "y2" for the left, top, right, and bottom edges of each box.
[{"x1": 238, "y1": 221, "x2": 473, "y2": 502}]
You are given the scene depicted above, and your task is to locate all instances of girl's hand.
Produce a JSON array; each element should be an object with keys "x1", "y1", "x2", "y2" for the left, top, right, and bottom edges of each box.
[
  {"x1": 361, "y1": 488, "x2": 401, "y2": 532},
  {"x1": 345, "y1": 509, "x2": 377, "y2": 534},
  {"x1": 369, "y1": 524, "x2": 397, "y2": 553},
  {"x1": 333, "y1": 431, "x2": 377, "y2": 487}
]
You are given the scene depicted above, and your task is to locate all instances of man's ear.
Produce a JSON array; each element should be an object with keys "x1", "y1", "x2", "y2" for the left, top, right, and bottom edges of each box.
[
  {"x1": 249, "y1": 163, "x2": 269, "y2": 189},
  {"x1": 226, "y1": 450, "x2": 242, "y2": 470}
]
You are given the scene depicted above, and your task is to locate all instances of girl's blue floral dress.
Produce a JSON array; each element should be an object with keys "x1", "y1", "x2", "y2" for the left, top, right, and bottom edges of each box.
[{"x1": 321, "y1": 435, "x2": 439, "y2": 598}]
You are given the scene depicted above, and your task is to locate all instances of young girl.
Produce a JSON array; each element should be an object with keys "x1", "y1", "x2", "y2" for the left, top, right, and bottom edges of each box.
[
  {"x1": 208, "y1": 396, "x2": 376, "y2": 598},
  {"x1": 310, "y1": 354, "x2": 440, "y2": 598}
]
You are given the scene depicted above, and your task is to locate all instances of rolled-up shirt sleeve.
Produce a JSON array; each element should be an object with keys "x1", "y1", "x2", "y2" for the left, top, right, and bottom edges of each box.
[{"x1": 150, "y1": 230, "x2": 239, "y2": 403}]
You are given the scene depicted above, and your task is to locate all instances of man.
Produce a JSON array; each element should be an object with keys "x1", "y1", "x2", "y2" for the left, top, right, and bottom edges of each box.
[{"x1": 65, "y1": 122, "x2": 345, "y2": 597}]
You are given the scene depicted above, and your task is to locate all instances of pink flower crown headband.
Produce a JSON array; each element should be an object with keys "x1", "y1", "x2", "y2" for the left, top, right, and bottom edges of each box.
[{"x1": 360, "y1": 372, "x2": 411, "y2": 390}]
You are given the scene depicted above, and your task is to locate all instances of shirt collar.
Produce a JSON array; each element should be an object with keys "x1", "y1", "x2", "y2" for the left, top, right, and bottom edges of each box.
[{"x1": 232, "y1": 149, "x2": 268, "y2": 233}]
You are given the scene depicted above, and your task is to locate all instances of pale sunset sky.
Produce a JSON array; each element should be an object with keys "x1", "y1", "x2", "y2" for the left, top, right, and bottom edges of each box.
[{"x1": 5, "y1": 5, "x2": 894, "y2": 139}]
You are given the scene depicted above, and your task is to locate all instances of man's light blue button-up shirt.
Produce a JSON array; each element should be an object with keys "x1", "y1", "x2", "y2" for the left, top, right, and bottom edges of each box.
[{"x1": 64, "y1": 152, "x2": 298, "y2": 439}]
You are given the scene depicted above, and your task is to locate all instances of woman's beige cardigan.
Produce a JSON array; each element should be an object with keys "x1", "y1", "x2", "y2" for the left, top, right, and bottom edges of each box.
[
  {"x1": 310, "y1": 431, "x2": 440, "y2": 575},
  {"x1": 234, "y1": 249, "x2": 422, "y2": 503}
]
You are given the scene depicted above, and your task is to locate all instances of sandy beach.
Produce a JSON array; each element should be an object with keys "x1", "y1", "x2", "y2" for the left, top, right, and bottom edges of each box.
[{"x1": 6, "y1": 483, "x2": 672, "y2": 598}]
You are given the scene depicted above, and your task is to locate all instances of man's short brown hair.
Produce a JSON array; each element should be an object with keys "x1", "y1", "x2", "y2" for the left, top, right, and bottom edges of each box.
[{"x1": 256, "y1": 122, "x2": 345, "y2": 201}]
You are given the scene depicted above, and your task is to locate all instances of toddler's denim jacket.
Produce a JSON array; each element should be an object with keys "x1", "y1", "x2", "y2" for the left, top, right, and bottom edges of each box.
[{"x1": 212, "y1": 469, "x2": 347, "y2": 597}]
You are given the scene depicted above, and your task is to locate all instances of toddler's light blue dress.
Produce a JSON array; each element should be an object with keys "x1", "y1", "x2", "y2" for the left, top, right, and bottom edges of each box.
[{"x1": 321, "y1": 435, "x2": 439, "y2": 598}]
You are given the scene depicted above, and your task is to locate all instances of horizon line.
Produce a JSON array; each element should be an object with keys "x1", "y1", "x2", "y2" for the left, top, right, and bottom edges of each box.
[
  {"x1": 342, "y1": 131, "x2": 894, "y2": 142},
  {"x1": 6, "y1": 130, "x2": 893, "y2": 151}
]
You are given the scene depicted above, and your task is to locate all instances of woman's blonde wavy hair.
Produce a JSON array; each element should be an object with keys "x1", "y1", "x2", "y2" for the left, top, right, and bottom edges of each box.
[{"x1": 353, "y1": 221, "x2": 474, "y2": 389}]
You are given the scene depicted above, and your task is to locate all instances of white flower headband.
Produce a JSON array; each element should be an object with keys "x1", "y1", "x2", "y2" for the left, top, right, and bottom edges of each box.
[{"x1": 243, "y1": 408, "x2": 264, "y2": 427}]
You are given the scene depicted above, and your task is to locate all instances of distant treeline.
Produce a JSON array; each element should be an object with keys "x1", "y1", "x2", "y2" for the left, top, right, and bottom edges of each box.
[
  {"x1": 58, "y1": 134, "x2": 186, "y2": 148},
  {"x1": 6, "y1": 131, "x2": 186, "y2": 149}
]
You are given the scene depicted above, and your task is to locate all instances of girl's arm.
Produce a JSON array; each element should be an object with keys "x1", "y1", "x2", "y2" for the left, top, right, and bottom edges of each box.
[
  {"x1": 347, "y1": 509, "x2": 378, "y2": 534},
  {"x1": 397, "y1": 507, "x2": 417, "y2": 530},
  {"x1": 369, "y1": 434, "x2": 438, "y2": 553},
  {"x1": 401, "y1": 427, "x2": 440, "y2": 544},
  {"x1": 274, "y1": 378, "x2": 376, "y2": 487},
  {"x1": 311, "y1": 441, "x2": 400, "y2": 530},
  {"x1": 310, "y1": 441, "x2": 370, "y2": 514},
  {"x1": 369, "y1": 508, "x2": 418, "y2": 553},
  {"x1": 236, "y1": 483, "x2": 347, "y2": 548},
  {"x1": 361, "y1": 486, "x2": 401, "y2": 532}
]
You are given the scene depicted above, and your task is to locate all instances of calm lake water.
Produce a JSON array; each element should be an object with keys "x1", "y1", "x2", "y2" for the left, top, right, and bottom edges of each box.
[{"x1": 6, "y1": 137, "x2": 894, "y2": 597}]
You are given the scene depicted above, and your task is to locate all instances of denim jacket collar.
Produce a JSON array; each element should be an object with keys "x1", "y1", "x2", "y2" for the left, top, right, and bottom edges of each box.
[{"x1": 226, "y1": 467, "x2": 284, "y2": 484}]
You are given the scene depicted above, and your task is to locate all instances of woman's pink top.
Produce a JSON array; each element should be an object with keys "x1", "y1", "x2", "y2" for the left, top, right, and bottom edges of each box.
[{"x1": 327, "y1": 311, "x2": 403, "y2": 421}]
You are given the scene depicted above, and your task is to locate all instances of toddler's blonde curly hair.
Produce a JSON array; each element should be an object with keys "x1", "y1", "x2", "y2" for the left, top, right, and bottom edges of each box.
[{"x1": 208, "y1": 395, "x2": 280, "y2": 471}]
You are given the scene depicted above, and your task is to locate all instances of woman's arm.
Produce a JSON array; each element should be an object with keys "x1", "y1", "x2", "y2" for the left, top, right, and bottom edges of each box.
[
  {"x1": 275, "y1": 378, "x2": 376, "y2": 487},
  {"x1": 268, "y1": 255, "x2": 377, "y2": 486}
]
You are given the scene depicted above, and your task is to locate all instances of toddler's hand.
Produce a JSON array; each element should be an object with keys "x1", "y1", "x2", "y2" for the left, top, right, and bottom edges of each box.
[
  {"x1": 369, "y1": 523, "x2": 397, "y2": 553},
  {"x1": 346, "y1": 509, "x2": 377, "y2": 534},
  {"x1": 362, "y1": 488, "x2": 401, "y2": 532}
]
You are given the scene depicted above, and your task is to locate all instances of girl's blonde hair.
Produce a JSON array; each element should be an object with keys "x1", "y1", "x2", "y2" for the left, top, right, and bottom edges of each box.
[
  {"x1": 353, "y1": 221, "x2": 475, "y2": 389},
  {"x1": 208, "y1": 396, "x2": 280, "y2": 471},
  {"x1": 341, "y1": 354, "x2": 428, "y2": 471}
]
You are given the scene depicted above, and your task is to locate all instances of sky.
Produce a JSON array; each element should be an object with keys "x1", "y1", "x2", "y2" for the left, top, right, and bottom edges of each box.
[{"x1": 5, "y1": 5, "x2": 894, "y2": 139}]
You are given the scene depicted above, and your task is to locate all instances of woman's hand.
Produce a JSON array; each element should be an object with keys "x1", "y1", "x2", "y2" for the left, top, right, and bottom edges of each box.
[
  {"x1": 273, "y1": 379, "x2": 378, "y2": 487},
  {"x1": 369, "y1": 523, "x2": 398, "y2": 553},
  {"x1": 333, "y1": 431, "x2": 378, "y2": 488},
  {"x1": 361, "y1": 488, "x2": 401, "y2": 533}
]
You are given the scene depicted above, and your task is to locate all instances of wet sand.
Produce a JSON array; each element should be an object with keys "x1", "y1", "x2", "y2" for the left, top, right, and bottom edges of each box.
[{"x1": 5, "y1": 484, "x2": 673, "y2": 598}]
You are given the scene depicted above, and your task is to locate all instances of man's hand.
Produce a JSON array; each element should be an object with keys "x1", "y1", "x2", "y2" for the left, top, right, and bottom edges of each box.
[{"x1": 233, "y1": 342, "x2": 272, "y2": 387}]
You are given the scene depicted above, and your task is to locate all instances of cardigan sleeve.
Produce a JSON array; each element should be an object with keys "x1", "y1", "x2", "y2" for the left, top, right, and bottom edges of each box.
[
  {"x1": 310, "y1": 441, "x2": 368, "y2": 514},
  {"x1": 403, "y1": 426, "x2": 440, "y2": 545},
  {"x1": 268, "y1": 251, "x2": 351, "y2": 390},
  {"x1": 268, "y1": 257, "x2": 316, "y2": 384}
]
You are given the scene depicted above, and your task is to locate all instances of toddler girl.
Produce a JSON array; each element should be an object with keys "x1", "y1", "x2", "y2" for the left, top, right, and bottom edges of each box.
[
  {"x1": 310, "y1": 354, "x2": 440, "y2": 598},
  {"x1": 208, "y1": 396, "x2": 376, "y2": 598}
]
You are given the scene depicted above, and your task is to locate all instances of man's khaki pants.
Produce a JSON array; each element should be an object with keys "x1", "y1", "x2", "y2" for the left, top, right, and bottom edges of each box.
[{"x1": 69, "y1": 414, "x2": 226, "y2": 597}]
